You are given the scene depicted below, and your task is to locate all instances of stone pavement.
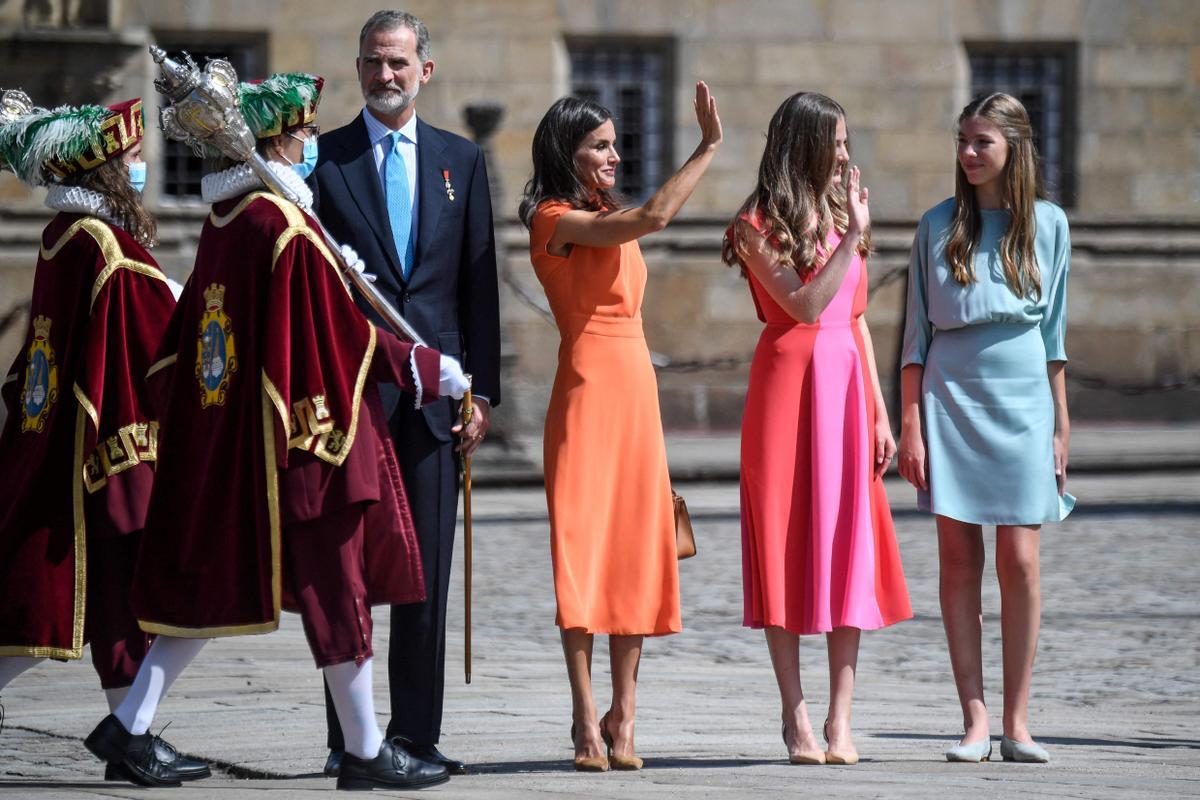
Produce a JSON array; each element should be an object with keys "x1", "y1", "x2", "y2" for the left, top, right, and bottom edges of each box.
[
  {"x1": 484, "y1": 421, "x2": 1200, "y2": 485},
  {"x1": 2, "y1": 435, "x2": 1198, "y2": 798}
]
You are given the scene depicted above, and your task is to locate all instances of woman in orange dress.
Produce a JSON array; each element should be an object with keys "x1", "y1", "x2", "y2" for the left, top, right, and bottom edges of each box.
[{"x1": 519, "y1": 82, "x2": 722, "y2": 772}]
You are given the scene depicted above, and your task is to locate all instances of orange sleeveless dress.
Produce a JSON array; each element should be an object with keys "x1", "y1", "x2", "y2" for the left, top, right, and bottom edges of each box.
[{"x1": 529, "y1": 201, "x2": 681, "y2": 636}]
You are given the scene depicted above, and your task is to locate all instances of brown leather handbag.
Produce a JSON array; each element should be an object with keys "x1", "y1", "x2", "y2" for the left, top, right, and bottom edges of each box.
[{"x1": 673, "y1": 490, "x2": 696, "y2": 559}]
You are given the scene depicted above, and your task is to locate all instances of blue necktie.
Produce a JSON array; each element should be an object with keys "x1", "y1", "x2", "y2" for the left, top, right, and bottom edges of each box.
[{"x1": 385, "y1": 131, "x2": 414, "y2": 281}]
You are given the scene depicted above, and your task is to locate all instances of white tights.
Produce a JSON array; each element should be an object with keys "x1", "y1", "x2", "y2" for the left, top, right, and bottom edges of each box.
[
  {"x1": 114, "y1": 635, "x2": 208, "y2": 735},
  {"x1": 10, "y1": 635, "x2": 383, "y2": 760},
  {"x1": 323, "y1": 658, "x2": 384, "y2": 759}
]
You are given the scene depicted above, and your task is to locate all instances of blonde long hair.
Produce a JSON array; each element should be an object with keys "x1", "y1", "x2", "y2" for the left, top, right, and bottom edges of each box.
[
  {"x1": 722, "y1": 92, "x2": 869, "y2": 278},
  {"x1": 945, "y1": 92, "x2": 1045, "y2": 299}
]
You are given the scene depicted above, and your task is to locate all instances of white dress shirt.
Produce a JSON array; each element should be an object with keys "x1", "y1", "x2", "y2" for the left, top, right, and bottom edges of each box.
[
  {"x1": 360, "y1": 109, "x2": 488, "y2": 404},
  {"x1": 362, "y1": 107, "x2": 419, "y2": 237}
]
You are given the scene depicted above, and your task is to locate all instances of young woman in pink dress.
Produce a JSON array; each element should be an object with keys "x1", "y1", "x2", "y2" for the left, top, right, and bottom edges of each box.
[{"x1": 723, "y1": 92, "x2": 912, "y2": 765}]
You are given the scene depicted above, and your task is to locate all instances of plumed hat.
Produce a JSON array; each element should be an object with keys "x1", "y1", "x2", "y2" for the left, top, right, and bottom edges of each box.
[
  {"x1": 0, "y1": 95, "x2": 144, "y2": 186},
  {"x1": 238, "y1": 73, "x2": 324, "y2": 139}
]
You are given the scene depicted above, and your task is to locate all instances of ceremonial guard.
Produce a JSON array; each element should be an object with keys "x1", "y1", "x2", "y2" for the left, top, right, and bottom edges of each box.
[
  {"x1": 83, "y1": 72, "x2": 466, "y2": 790},
  {"x1": 0, "y1": 90, "x2": 203, "y2": 782}
]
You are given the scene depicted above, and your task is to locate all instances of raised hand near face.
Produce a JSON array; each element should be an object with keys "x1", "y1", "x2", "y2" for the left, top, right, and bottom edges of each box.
[
  {"x1": 845, "y1": 165, "x2": 869, "y2": 236},
  {"x1": 694, "y1": 81, "x2": 723, "y2": 150}
]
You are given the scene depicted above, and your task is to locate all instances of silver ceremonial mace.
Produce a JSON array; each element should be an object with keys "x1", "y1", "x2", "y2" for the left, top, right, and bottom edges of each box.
[
  {"x1": 0, "y1": 89, "x2": 36, "y2": 171},
  {"x1": 149, "y1": 46, "x2": 425, "y2": 346}
]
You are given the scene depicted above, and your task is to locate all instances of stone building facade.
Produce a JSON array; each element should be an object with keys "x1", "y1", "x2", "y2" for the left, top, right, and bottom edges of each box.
[{"x1": 1, "y1": 0, "x2": 1197, "y2": 436}]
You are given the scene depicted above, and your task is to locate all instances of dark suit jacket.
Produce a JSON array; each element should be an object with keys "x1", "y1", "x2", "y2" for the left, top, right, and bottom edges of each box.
[{"x1": 311, "y1": 112, "x2": 501, "y2": 442}]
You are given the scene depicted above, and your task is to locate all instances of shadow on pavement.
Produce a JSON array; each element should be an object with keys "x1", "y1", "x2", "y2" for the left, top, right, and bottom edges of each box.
[
  {"x1": 873, "y1": 733, "x2": 1200, "y2": 750},
  {"x1": 470, "y1": 756, "x2": 782, "y2": 774}
]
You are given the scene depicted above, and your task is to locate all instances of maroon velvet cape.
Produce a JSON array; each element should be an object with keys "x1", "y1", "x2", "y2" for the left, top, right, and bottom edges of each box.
[
  {"x1": 0, "y1": 213, "x2": 174, "y2": 659},
  {"x1": 133, "y1": 191, "x2": 439, "y2": 638}
]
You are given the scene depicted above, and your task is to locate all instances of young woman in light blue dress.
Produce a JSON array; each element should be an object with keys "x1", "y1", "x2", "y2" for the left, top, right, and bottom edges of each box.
[{"x1": 898, "y1": 93, "x2": 1073, "y2": 765}]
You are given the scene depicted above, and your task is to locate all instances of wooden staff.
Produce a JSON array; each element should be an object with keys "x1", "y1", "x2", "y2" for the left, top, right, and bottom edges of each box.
[{"x1": 460, "y1": 379, "x2": 474, "y2": 684}]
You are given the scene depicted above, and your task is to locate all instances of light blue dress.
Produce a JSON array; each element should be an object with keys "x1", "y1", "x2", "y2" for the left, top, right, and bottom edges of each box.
[{"x1": 901, "y1": 198, "x2": 1075, "y2": 525}]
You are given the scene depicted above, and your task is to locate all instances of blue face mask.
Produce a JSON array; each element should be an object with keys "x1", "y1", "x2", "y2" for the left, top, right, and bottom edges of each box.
[
  {"x1": 128, "y1": 161, "x2": 147, "y2": 193},
  {"x1": 290, "y1": 136, "x2": 318, "y2": 179}
]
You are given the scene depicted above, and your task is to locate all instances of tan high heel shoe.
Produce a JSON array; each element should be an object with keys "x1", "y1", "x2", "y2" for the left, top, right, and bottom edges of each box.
[
  {"x1": 599, "y1": 713, "x2": 644, "y2": 770},
  {"x1": 823, "y1": 719, "x2": 859, "y2": 765},
  {"x1": 570, "y1": 722, "x2": 610, "y2": 772},
  {"x1": 782, "y1": 722, "x2": 826, "y2": 765}
]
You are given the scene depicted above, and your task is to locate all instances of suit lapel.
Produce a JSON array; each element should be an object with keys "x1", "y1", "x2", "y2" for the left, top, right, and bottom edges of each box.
[
  {"x1": 335, "y1": 114, "x2": 403, "y2": 280},
  {"x1": 413, "y1": 119, "x2": 449, "y2": 282}
]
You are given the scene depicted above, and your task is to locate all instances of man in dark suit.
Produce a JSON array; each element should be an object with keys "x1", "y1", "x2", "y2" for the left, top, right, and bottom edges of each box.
[{"x1": 310, "y1": 10, "x2": 500, "y2": 776}]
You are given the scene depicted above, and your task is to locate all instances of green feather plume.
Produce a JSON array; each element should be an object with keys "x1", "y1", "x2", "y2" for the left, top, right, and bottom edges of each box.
[
  {"x1": 0, "y1": 104, "x2": 109, "y2": 185},
  {"x1": 238, "y1": 73, "x2": 320, "y2": 138}
]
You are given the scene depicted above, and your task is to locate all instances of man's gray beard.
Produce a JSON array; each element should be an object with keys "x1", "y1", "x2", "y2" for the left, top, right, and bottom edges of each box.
[{"x1": 363, "y1": 83, "x2": 418, "y2": 115}]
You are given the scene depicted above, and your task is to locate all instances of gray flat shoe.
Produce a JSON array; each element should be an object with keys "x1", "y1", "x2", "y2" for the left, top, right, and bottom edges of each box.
[
  {"x1": 944, "y1": 737, "x2": 992, "y2": 762},
  {"x1": 1000, "y1": 736, "x2": 1049, "y2": 763}
]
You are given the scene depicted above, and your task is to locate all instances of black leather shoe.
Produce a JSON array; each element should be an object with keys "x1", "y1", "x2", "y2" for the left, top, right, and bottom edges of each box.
[
  {"x1": 84, "y1": 714, "x2": 182, "y2": 787},
  {"x1": 336, "y1": 739, "x2": 449, "y2": 790},
  {"x1": 104, "y1": 733, "x2": 211, "y2": 782},
  {"x1": 403, "y1": 742, "x2": 467, "y2": 775},
  {"x1": 324, "y1": 749, "x2": 344, "y2": 778}
]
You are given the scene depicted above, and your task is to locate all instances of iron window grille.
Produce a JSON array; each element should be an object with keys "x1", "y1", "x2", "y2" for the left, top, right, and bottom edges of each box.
[
  {"x1": 568, "y1": 38, "x2": 674, "y2": 203},
  {"x1": 967, "y1": 43, "x2": 1078, "y2": 207}
]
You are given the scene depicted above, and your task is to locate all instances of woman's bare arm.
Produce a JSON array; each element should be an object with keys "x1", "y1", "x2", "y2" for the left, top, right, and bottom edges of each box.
[
  {"x1": 550, "y1": 82, "x2": 722, "y2": 251},
  {"x1": 738, "y1": 167, "x2": 870, "y2": 325},
  {"x1": 897, "y1": 363, "x2": 927, "y2": 491},
  {"x1": 858, "y1": 314, "x2": 896, "y2": 477},
  {"x1": 1048, "y1": 360, "x2": 1069, "y2": 495}
]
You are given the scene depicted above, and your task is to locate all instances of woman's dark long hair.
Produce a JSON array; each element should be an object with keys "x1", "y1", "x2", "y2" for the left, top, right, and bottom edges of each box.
[
  {"x1": 64, "y1": 156, "x2": 157, "y2": 246},
  {"x1": 518, "y1": 96, "x2": 623, "y2": 229}
]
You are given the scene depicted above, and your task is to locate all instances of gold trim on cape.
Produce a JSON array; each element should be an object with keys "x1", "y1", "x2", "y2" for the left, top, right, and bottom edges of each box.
[
  {"x1": 1, "y1": 406, "x2": 89, "y2": 659},
  {"x1": 73, "y1": 382, "x2": 99, "y2": 433},
  {"x1": 262, "y1": 372, "x2": 290, "y2": 448},
  {"x1": 39, "y1": 217, "x2": 168, "y2": 311},
  {"x1": 252, "y1": 191, "x2": 374, "y2": 467},
  {"x1": 335, "y1": 325, "x2": 375, "y2": 466},
  {"x1": 209, "y1": 191, "x2": 271, "y2": 228},
  {"x1": 137, "y1": 386, "x2": 283, "y2": 639},
  {"x1": 70, "y1": 405, "x2": 87, "y2": 656},
  {"x1": 146, "y1": 353, "x2": 177, "y2": 380},
  {"x1": 92, "y1": 261, "x2": 168, "y2": 311}
]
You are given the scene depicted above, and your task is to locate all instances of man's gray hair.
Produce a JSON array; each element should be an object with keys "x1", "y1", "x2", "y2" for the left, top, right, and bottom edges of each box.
[{"x1": 359, "y1": 10, "x2": 431, "y2": 62}]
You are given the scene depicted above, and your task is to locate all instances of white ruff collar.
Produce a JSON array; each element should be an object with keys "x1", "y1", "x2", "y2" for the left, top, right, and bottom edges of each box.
[
  {"x1": 44, "y1": 184, "x2": 121, "y2": 227},
  {"x1": 201, "y1": 161, "x2": 313, "y2": 210}
]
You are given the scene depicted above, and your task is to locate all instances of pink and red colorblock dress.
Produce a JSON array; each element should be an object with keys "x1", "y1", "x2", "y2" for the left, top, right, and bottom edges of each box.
[{"x1": 736, "y1": 214, "x2": 911, "y2": 635}]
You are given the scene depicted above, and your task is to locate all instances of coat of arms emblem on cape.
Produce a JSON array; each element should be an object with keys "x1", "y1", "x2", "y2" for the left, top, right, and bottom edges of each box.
[
  {"x1": 21, "y1": 315, "x2": 58, "y2": 433},
  {"x1": 196, "y1": 283, "x2": 238, "y2": 408}
]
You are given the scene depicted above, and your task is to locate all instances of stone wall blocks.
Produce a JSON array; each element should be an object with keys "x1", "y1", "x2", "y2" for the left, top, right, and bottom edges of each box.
[
  {"x1": 1091, "y1": 45, "x2": 1190, "y2": 88},
  {"x1": 875, "y1": 132, "x2": 954, "y2": 169},
  {"x1": 883, "y1": 45, "x2": 965, "y2": 88},
  {"x1": 753, "y1": 42, "x2": 884, "y2": 86},
  {"x1": 831, "y1": 0, "x2": 948, "y2": 41},
  {"x1": 709, "y1": 0, "x2": 828, "y2": 40}
]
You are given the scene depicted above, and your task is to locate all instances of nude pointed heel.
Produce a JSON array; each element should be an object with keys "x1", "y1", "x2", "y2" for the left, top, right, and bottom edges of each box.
[
  {"x1": 600, "y1": 713, "x2": 643, "y2": 771},
  {"x1": 570, "y1": 722, "x2": 610, "y2": 772},
  {"x1": 823, "y1": 719, "x2": 859, "y2": 765},
  {"x1": 782, "y1": 723, "x2": 826, "y2": 765}
]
